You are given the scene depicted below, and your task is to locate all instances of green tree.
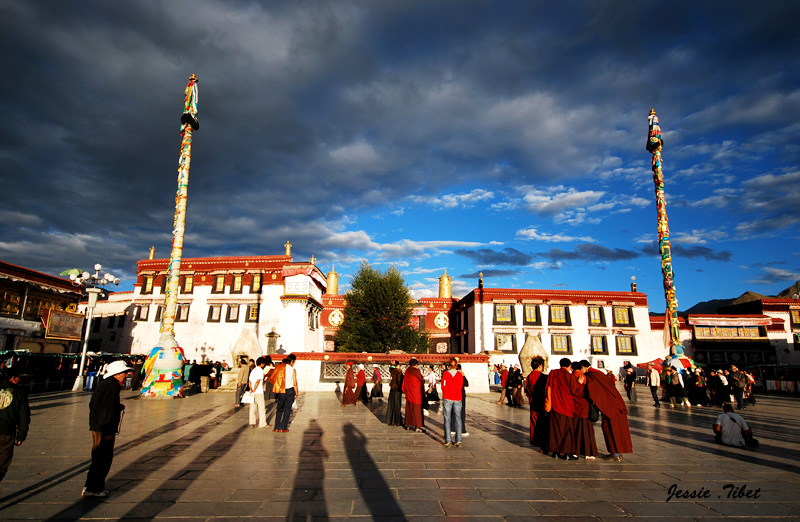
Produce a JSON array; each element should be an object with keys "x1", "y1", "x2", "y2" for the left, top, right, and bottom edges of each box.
[{"x1": 336, "y1": 262, "x2": 428, "y2": 353}]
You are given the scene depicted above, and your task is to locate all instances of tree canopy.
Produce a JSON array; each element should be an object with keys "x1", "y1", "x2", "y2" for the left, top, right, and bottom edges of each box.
[{"x1": 335, "y1": 262, "x2": 428, "y2": 353}]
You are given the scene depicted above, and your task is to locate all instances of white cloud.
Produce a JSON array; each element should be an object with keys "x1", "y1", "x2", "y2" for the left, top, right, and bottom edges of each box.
[
  {"x1": 516, "y1": 227, "x2": 595, "y2": 243},
  {"x1": 407, "y1": 189, "x2": 494, "y2": 209},
  {"x1": 519, "y1": 186, "x2": 605, "y2": 216}
]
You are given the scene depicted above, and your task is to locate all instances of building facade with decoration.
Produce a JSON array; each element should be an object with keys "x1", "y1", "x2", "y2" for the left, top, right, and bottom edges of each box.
[
  {"x1": 0, "y1": 261, "x2": 83, "y2": 353},
  {"x1": 448, "y1": 280, "x2": 656, "y2": 372},
  {"x1": 125, "y1": 244, "x2": 327, "y2": 363}
]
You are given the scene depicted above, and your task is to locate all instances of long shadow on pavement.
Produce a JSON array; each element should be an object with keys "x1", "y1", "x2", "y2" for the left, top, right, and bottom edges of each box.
[
  {"x1": 288, "y1": 419, "x2": 329, "y2": 521},
  {"x1": 0, "y1": 407, "x2": 218, "y2": 509},
  {"x1": 115, "y1": 423, "x2": 249, "y2": 521},
  {"x1": 627, "y1": 416, "x2": 800, "y2": 475},
  {"x1": 41, "y1": 407, "x2": 241, "y2": 521},
  {"x1": 343, "y1": 423, "x2": 405, "y2": 519}
]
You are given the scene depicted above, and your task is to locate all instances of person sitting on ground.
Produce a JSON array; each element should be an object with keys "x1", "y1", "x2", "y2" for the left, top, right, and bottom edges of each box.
[{"x1": 713, "y1": 404, "x2": 753, "y2": 447}]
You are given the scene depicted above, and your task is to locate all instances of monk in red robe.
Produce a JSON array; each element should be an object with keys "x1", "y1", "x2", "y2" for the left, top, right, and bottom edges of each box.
[
  {"x1": 548, "y1": 357, "x2": 581, "y2": 459},
  {"x1": 572, "y1": 361, "x2": 598, "y2": 459},
  {"x1": 355, "y1": 364, "x2": 367, "y2": 403},
  {"x1": 402, "y1": 358, "x2": 425, "y2": 432},
  {"x1": 342, "y1": 362, "x2": 357, "y2": 406},
  {"x1": 524, "y1": 356, "x2": 549, "y2": 453},
  {"x1": 585, "y1": 366, "x2": 633, "y2": 461}
]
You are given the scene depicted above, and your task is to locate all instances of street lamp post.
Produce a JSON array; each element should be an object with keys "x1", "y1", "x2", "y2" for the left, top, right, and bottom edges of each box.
[{"x1": 71, "y1": 264, "x2": 120, "y2": 392}]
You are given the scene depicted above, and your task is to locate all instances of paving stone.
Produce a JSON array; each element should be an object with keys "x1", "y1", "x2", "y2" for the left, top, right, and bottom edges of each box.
[{"x1": 0, "y1": 389, "x2": 797, "y2": 520}]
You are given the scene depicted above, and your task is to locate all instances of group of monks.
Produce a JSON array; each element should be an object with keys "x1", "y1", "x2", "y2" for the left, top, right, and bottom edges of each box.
[
  {"x1": 524, "y1": 356, "x2": 633, "y2": 461},
  {"x1": 341, "y1": 358, "x2": 428, "y2": 432}
]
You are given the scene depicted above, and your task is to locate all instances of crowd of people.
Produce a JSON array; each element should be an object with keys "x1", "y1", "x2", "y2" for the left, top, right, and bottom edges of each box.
[
  {"x1": 642, "y1": 363, "x2": 756, "y2": 410},
  {"x1": 233, "y1": 354, "x2": 298, "y2": 433},
  {"x1": 380, "y1": 358, "x2": 469, "y2": 446}
]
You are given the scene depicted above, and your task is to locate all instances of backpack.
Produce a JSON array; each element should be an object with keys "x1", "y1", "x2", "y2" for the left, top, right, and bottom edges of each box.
[{"x1": 0, "y1": 388, "x2": 13, "y2": 410}]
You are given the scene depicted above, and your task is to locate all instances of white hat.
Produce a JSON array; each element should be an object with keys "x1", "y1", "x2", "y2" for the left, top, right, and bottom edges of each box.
[
  {"x1": 104, "y1": 360, "x2": 132, "y2": 378},
  {"x1": 358, "y1": 364, "x2": 365, "y2": 370}
]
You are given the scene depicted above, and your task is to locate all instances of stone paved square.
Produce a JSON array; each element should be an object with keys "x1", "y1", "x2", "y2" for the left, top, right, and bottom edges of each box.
[{"x1": 0, "y1": 387, "x2": 798, "y2": 520}]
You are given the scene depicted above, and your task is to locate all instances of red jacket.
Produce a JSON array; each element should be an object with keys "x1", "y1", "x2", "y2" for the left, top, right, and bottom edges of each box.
[
  {"x1": 500, "y1": 369, "x2": 509, "y2": 387},
  {"x1": 441, "y1": 369, "x2": 463, "y2": 401}
]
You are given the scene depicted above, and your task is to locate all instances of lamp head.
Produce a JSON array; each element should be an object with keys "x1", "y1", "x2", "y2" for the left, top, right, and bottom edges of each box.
[{"x1": 94, "y1": 263, "x2": 102, "y2": 272}]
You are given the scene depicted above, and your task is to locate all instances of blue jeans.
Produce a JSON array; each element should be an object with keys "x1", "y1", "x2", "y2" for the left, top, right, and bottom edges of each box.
[
  {"x1": 442, "y1": 399, "x2": 462, "y2": 443},
  {"x1": 275, "y1": 388, "x2": 295, "y2": 430}
]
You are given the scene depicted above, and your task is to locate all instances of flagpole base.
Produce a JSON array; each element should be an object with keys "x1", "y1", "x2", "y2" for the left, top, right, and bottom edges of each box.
[{"x1": 140, "y1": 332, "x2": 186, "y2": 399}]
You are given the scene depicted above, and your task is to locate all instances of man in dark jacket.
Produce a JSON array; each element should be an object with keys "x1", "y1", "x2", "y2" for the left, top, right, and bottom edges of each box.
[
  {"x1": 82, "y1": 360, "x2": 130, "y2": 498},
  {"x1": 0, "y1": 368, "x2": 30, "y2": 482}
]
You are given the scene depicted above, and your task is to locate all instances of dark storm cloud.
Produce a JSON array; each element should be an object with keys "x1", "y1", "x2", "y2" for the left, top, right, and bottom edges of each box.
[
  {"x1": 460, "y1": 270, "x2": 521, "y2": 279},
  {"x1": 455, "y1": 248, "x2": 533, "y2": 266},
  {"x1": 1, "y1": 0, "x2": 798, "y2": 283},
  {"x1": 639, "y1": 242, "x2": 732, "y2": 262},
  {"x1": 537, "y1": 244, "x2": 640, "y2": 263}
]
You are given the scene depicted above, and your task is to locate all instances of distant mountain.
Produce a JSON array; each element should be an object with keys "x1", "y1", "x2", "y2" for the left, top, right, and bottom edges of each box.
[
  {"x1": 683, "y1": 298, "x2": 736, "y2": 315},
  {"x1": 682, "y1": 280, "x2": 799, "y2": 314},
  {"x1": 777, "y1": 280, "x2": 800, "y2": 299}
]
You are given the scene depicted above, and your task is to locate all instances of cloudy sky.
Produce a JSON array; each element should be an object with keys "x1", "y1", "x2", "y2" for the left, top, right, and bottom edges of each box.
[{"x1": 2, "y1": 1, "x2": 799, "y2": 311}]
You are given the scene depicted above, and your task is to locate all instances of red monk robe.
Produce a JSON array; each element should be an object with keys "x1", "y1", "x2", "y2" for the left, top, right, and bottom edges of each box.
[
  {"x1": 402, "y1": 365, "x2": 425, "y2": 430},
  {"x1": 342, "y1": 366, "x2": 357, "y2": 406},
  {"x1": 548, "y1": 366, "x2": 580, "y2": 456},
  {"x1": 355, "y1": 368, "x2": 367, "y2": 403},
  {"x1": 572, "y1": 371, "x2": 598, "y2": 458},
  {"x1": 585, "y1": 368, "x2": 633, "y2": 457},
  {"x1": 524, "y1": 370, "x2": 549, "y2": 451}
]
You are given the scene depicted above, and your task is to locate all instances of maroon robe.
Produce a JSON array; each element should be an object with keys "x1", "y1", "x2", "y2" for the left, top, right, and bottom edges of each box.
[
  {"x1": 585, "y1": 368, "x2": 633, "y2": 454},
  {"x1": 342, "y1": 367, "x2": 357, "y2": 405},
  {"x1": 573, "y1": 373, "x2": 598, "y2": 457},
  {"x1": 402, "y1": 366, "x2": 425, "y2": 429},
  {"x1": 356, "y1": 369, "x2": 367, "y2": 402},
  {"x1": 548, "y1": 367, "x2": 580, "y2": 455},
  {"x1": 524, "y1": 370, "x2": 549, "y2": 449}
]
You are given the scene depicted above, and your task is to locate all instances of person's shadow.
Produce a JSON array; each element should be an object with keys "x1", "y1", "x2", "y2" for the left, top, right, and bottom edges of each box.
[
  {"x1": 343, "y1": 423, "x2": 405, "y2": 518},
  {"x1": 288, "y1": 419, "x2": 329, "y2": 520}
]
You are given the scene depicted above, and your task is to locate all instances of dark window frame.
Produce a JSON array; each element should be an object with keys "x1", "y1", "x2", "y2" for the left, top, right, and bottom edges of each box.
[
  {"x1": 176, "y1": 304, "x2": 190, "y2": 322},
  {"x1": 615, "y1": 334, "x2": 638, "y2": 356},
  {"x1": 134, "y1": 305, "x2": 149, "y2": 321},
  {"x1": 548, "y1": 304, "x2": 572, "y2": 326},
  {"x1": 245, "y1": 304, "x2": 259, "y2": 323},
  {"x1": 211, "y1": 275, "x2": 226, "y2": 294},
  {"x1": 588, "y1": 305, "x2": 606, "y2": 327},
  {"x1": 231, "y1": 274, "x2": 243, "y2": 294},
  {"x1": 493, "y1": 303, "x2": 516, "y2": 325},
  {"x1": 551, "y1": 333, "x2": 573, "y2": 355},
  {"x1": 522, "y1": 304, "x2": 541, "y2": 326},
  {"x1": 208, "y1": 305, "x2": 221, "y2": 323},
  {"x1": 141, "y1": 275, "x2": 154, "y2": 295},
  {"x1": 590, "y1": 334, "x2": 608, "y2": 355},
  {"x1": 250, "y1": 274, "x2": 262, "y2": 294},
  {"x1": 182, "y1": 275, "x2": 194, "y2": 294},
  {"x1": 226, "y1": 304, "x2": 240, "y2": 323},
  {"x1": 494, "y1": 332, "x2": 518, "y2": 353},
  {"x1": 612, "y1": 306, "x2": 634, "y2": 327}
]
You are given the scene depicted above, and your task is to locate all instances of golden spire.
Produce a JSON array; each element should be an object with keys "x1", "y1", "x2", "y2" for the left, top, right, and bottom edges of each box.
[
  {"x1": 284, "y1": 241, "x2": 292, "y2": 257},
  {"x1": 326, "y1": 266, "x2": 339, "y2": 295},
  {"x1": 438, "y1": 270, "x2": 453, "y2": 298},
  {"x1": 149, "y1": 246, "x2": 156, "y2": 260}
]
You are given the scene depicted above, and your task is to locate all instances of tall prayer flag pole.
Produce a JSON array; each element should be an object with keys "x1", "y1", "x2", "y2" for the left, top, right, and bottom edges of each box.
[
  {"x1": 646, "y1": 108, "x2": 681, "y2": 352},
  {"x1": 141, "y1": 74, "x2": 199, "y2": 398}
]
